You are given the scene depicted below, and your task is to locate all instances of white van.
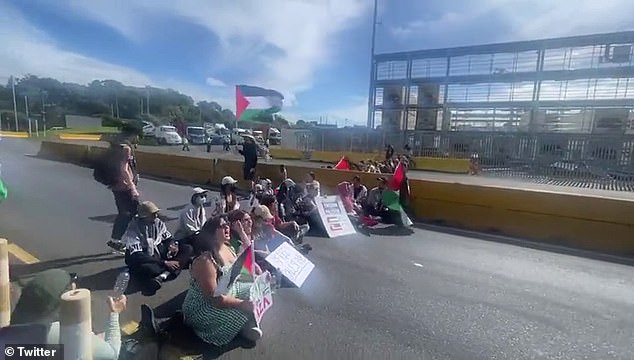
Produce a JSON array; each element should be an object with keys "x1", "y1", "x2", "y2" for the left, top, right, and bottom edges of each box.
[{"x1": 155, "y1": 125, "x2": 182, "y2": 145}]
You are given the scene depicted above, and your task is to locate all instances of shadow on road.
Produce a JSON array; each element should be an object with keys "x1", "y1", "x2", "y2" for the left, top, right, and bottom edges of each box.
[
  {"x1": 149, "y1": 291, "x2": 256, "y2": 359},
  {"x1": 9, "y1": 252, "x2": 121, "y2": 282},
  {"x1": 88, "y1": 213, "x2": 178, "y2": 224}
]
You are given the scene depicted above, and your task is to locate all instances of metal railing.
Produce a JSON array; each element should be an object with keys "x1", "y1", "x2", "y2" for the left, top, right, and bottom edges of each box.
[{"x1": 292, "y1": 129, "x2": 634, "y2": 191}]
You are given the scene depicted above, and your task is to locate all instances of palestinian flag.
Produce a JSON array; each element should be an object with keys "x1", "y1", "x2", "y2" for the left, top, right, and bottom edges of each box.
[
  {"x1": 381, "y1": 190, "x2": 413, "y2": 227},
  {"x1": 0, "y1": 178, "x2": 7, "y2": 201},
  {"x1": 382, "y1": 161, "x2": 412, "y2": 227},
  {"x1": 214, "y1": 244, "x2": 255, "y2": 296},
  {"x1": 236, "y1": 85, "x2": 284, "y2": 121}
]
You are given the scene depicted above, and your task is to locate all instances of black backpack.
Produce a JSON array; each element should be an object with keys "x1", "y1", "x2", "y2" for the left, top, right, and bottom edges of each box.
[{"x1": 93, "y1": 148, "x2": 121, "y2": 187}]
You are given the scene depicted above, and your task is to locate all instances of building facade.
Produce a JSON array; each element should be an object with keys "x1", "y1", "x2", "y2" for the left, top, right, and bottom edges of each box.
[{"x1": 369, "y1": 31, "x2": 634, "y2": 134}]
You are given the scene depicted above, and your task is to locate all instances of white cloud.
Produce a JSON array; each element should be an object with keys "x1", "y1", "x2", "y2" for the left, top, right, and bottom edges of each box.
[
  {"x1": 0, "y1": 2, "x2": 238, "y2": 110},
  {"x1": 282, "y1": 95, "x2": 368, "y2": 126},
  {"x1": 60, "y1": 0, "x2": 370, "y2": 106},
  {"x1": 391, "y1": 0, "x2": 634, "y2": 45},
  {"x1": 205, "y1": 77, "x2": 227, "y2": 87}
]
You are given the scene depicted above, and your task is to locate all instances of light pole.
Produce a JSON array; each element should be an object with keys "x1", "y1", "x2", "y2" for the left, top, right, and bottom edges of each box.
[{"x1": 366, "y1": 0, "x2": 379, "y2": 129}]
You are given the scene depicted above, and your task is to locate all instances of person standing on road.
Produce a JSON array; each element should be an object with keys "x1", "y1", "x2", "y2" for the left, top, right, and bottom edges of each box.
[
  {"x1": 123, "y1": 201, "x2": 194, "y2": 296},
  {"x1": 182, "y1": 136, "x2": 190, "y2": 151},
  {"x1": 106, "y1": 142, "x2": 140, "y2": 253},
  {"x1": 239, "y1": 135, "x2": 258, "y2": 189}
]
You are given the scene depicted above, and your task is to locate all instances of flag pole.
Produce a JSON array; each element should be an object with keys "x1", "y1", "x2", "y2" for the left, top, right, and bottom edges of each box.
[
  {"x1": 235, "y1": 85, "x2": 239, "y2": 130},
  {"x1": 11, "y1": 76, "x2": 18, "y2": 132}
]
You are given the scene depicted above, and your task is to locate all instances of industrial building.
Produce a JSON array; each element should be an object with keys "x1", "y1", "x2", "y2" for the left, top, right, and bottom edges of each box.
[{"x1": 369, "y1": 31, "x2": 634, "y2": 134}]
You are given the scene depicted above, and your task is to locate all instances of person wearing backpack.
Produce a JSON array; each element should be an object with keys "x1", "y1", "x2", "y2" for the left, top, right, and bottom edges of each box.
[{"x1": 98, "y1": 142, "x2": 140, "y2": 252}]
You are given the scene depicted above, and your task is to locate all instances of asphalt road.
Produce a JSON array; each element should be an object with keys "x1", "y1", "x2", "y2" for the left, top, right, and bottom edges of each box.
[{"x1": 1, "y1": 138, "x2": 634, "y2": 359}]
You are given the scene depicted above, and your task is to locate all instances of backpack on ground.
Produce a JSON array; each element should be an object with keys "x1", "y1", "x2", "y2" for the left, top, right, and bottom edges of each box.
[{"x1": 93, "y1": 148, "x2": 121, "y2": 187}]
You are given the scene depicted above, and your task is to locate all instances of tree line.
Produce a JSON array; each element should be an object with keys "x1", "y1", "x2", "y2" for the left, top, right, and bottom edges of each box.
[{"x1": 0, "y1": 75, "x2": 289, "y2": 131}]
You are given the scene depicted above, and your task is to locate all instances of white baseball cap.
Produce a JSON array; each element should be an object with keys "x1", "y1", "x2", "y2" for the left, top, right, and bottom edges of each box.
[
  {"x1": 192, "y1": 187, "x2": 208, "y2": 195},
  {"x1": 221, "y1": 176, "x2": 238, "y2": 185}
]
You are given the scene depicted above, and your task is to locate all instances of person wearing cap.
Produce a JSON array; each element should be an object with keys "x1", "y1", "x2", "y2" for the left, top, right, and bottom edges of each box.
[
  {"x1": 251, "y1": 205, "x2": 287, "y2": 256},
  {"x1": 122, "y1": 201, "x2": 194, "y2": 296},
  {"x1": 10, "y1": 269, "x2": 127, "y2": 359},
  {"x1": 212, "y1": 176, "x2": 240, "y2": 216},
  {"x1": 174, "y1": 187, "x2": 209, "y2": 242},
  {"x1": 239, "y1": 135, "x2": 258, "y2": 188}
]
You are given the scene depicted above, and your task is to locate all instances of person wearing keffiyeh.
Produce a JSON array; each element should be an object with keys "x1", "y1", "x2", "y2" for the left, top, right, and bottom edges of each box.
[
  {"x1": 174, "y1": 187, "x2": 209, "y2": 241},
  {"x1": 122, "y1": 201, "x2": 193, "y2": 296}
]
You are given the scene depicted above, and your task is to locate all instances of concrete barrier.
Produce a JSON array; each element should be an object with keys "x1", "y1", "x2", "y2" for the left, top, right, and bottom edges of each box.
[
  {"x1": 0, "y1": 131, "x2": 29, "y2": 138},
  {"x1": 58, "y1": 133, "x2": 103, "y2": 141},
  {"x1": 38, "y1": 140, "x2": 634, "y2": 256},
  {"x1": 411, "y1": 157, "x2": 470, "y2": 174},
  {"x1": 269, "y1": 148, "x2": 304, "y2": 160}
]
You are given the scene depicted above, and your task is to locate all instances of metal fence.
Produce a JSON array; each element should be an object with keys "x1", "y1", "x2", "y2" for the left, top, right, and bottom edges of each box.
[{"x1": 292, "y1": 129, "x2": 634, "y2": 191}]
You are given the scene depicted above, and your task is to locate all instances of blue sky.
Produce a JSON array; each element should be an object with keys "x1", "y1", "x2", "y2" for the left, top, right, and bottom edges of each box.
[{"x1": 1, "y1": 0, "x2": 633, "y2": 125}]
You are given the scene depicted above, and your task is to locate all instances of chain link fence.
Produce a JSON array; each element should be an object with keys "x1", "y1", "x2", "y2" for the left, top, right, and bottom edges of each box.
[{"x1": 291, "y1": 129, "x2": 634, "y2": 191}]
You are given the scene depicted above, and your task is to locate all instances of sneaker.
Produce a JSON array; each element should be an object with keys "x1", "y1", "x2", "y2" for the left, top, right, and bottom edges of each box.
[
  {"x1": 107, "y1": 240, "x2": 126, "y2": 254},
  {"x1": 141, "y1": 277, "x2": 162, "y2": 296},
  {"x1": 241, "y1": 326, "x2": 262, "y2": 342},
  {"x1": 139, "y1": 304, "x2": 160, "y2": 335}
]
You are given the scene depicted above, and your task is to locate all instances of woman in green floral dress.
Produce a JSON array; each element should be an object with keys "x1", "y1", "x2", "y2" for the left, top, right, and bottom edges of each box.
[{"x1": 182, "y1": 214, "x2": 262, "y2": 346}]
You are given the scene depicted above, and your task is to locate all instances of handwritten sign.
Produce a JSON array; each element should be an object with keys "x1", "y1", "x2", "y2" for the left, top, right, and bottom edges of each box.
[
  {"x1": 250, "y1": 272, "x2": 273, "y2": 325},
  {"x1": 265, "y1": 242, "x2": 314, "y2": 288},
  {"x1": 314, "y1": 196, "x2": 356, "y2": 238}
]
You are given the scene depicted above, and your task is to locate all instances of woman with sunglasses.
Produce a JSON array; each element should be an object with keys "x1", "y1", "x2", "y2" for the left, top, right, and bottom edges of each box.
[{"x1": 182, "y1": 215, "x2": 263, "y2": 346}]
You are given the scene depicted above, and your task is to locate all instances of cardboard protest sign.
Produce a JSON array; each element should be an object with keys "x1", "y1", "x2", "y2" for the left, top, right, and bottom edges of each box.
[
  {"x1": 265, "y1": 242, "x2": 314, "y2": 288},
  {"x1": 250, "y1": 272, "x2": 273, "y2": 325},
  {"x1": 314, "y1": 195, "x2": 356, "y2": 238}
]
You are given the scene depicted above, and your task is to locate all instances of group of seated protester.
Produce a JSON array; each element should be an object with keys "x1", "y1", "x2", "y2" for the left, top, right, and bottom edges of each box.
[
  {"x1": 338, "y1": 175, "x2": 410, "y2": 227},
  {"x1": 120, "y1": 173, "x2": 314, "y2": 296}
]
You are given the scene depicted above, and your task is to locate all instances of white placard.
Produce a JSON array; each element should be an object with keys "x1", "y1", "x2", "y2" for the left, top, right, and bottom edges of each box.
[
  {"x1": 250, "y1": 272, "x2": 273, "y2": 325},
  {"x1": 314, "y1": 195, "x2": 357, "y2": 238},
  {"x1": 265, "y1": 242, "x2": 314, "y2": 288}
]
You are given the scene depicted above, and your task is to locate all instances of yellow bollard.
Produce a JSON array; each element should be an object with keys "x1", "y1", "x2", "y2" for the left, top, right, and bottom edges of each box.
[
  {"x1": 59, "y1": 288, "x2": 93, "y2": 360},
  {"x1": 0, "y1": 238, "x2": 10, "y2": 327}
]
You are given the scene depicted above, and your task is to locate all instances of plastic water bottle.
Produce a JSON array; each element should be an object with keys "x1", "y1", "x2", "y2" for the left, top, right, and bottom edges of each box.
[{"x1": 112, "y1": 270, "x2": 130, "y2": 298}]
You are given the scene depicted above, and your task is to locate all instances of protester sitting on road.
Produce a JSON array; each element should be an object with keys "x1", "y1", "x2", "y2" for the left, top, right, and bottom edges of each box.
[
  {"x1": 182, "y1": 215, "x2": 263, "y2": 346},
  {"x1": 259, "y1": 193, "x2": 309, "y2": 243},
  {"x1": 363, "y1": 177, "x2": 400, "y2": 224},
  {"x1": 352, "y1": 175, "x2": 368, "y2": 204},
  {"x1": 247, "y1": 183, "x2": 264, "y2": 212},
  {"x1": 337, "y1": 181, "x2": 357, "y2": 215},
  {"x1": 174, "y1": 187, "x2": 209, "y2": 243},
  {"x1": 123, "y1": 201, "x2": 194, "y2": 296},
  {"x1": 303, "y1": 172, "x2": 321, "y2": 201},
  {"x1": 103, "y1": 142, "x2": 140, "y2": 253},
  {"x1": 212, "y1": 176, "x2": 240, "y2": 216},
  {"x1": 225, "y1": 209, "x2": 254, "y2": 255},
  {"x1": 10, "y1": 269, "x2": 126, "y2": 360}
]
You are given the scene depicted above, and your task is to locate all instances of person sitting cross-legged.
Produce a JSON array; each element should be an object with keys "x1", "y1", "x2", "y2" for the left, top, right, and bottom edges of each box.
[{"x1": 123, "y1": 201, "x2": 194, "y2": 296}]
